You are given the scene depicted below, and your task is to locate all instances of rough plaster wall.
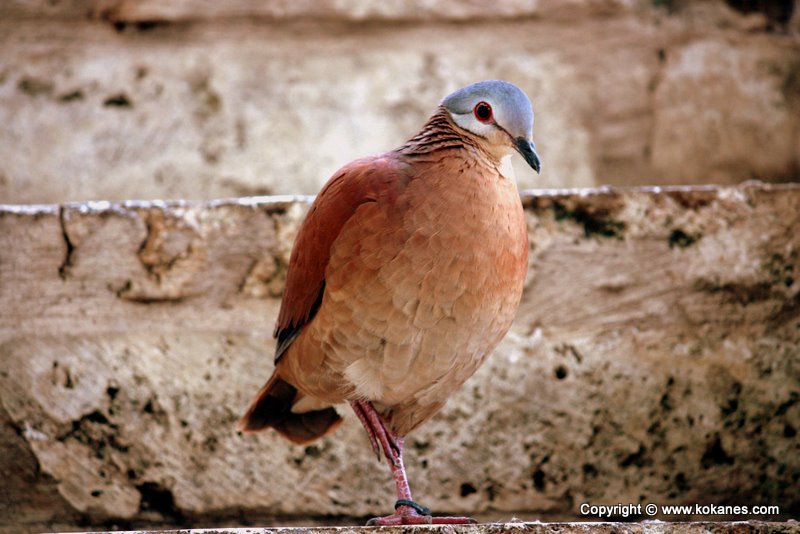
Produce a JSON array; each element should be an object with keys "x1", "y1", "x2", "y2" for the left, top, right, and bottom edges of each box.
[
  {"x1": 0, "y1": 0, "x2": 799, "y2": 204},
  {"x1": 0, "y1": 183, "x2": 798, "y2": 532}
]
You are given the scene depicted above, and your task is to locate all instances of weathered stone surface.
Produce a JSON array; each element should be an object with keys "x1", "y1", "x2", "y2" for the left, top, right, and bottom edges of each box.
[
  {"x1": 54, "y1": 521, "x2": 800, "y2": 534},
  {"x1": 1, "y1": 183, "x2": 798, "y2": 533},
  {"x1": 83, "y1": 0, "x2": 639, "y2": 23},
  {"x1": 652, "y1": 38, "x2": 800, "y2": 185},
  {"x1": 0, "y1": 1, "x2": 798, "y2": 204}
]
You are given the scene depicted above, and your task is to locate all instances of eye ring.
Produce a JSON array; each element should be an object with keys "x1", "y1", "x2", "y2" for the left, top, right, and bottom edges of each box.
[{"x1": 473, "y1": 101, "x2": 493, "y2": 123}]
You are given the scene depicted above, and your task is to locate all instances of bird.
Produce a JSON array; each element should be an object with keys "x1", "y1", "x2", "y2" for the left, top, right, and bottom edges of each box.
[{"x1": 238, "y1": 80, "x2": 540, "y2": 526}]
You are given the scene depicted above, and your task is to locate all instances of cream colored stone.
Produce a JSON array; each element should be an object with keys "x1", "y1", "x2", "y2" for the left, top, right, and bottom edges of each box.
[
  {"x1": 1, "y1": 184, "x2": 797, "y2": 530},
  {"x1": 82, "y1": 0, "x2": 638, "y2": 23},
  {"x1": 652, "y1": 39, "x2": 800, "y2": 184},
  {"x1": 1, "y1": 3, "x2": 798, "y2": 203}
]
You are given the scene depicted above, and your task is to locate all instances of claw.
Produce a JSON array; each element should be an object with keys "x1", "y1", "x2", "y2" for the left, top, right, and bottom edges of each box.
[
  {"x1": 387, "y1": 435, "x2": 402, "y2": 466},
  {"x1": 349, "y1": 401, "x2": 382, "y2": 462},
  {"x1": 350, "y1": 400, "x2": 401, "y2": 466}
]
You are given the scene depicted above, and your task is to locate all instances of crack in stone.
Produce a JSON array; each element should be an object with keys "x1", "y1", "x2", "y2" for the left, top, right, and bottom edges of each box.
[{"x1": 58, "y1": 205, "x2": 75, "y2": 280}]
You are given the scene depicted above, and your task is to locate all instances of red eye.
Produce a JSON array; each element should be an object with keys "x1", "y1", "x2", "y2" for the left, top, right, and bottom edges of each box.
[{"x1": 473, "y1": 101, "x2": 493, "y2": 123}]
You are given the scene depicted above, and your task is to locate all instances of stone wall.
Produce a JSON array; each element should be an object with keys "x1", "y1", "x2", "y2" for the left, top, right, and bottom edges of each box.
[
  {"x1": 1, "y1": 183, "x2": 798, "y2": 532},
  {"x1": 1, "y1": 0, "x2": 799, "y2": 204}
]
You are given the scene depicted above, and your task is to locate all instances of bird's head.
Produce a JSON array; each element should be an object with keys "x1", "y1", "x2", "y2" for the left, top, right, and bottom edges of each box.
[{"x1": 442, "y1": 80, "x2": 541, "y2": 174}]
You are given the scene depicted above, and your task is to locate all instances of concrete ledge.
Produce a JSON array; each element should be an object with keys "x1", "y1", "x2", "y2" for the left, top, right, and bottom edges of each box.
[
  {"x1": 56, "y1": 521, "x2": 800, "y2": 534},
  {"x1": 2, "y1": 183, "x2": 798, "y2": 531},
  {"x1": 0, "y1": 0, "x2": 638, "y2": 23}
]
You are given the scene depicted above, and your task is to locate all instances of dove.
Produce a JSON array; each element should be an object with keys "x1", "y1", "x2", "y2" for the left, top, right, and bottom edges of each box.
[{"x1": 239, "y1": 80, "x2": 540, "y2": 525}]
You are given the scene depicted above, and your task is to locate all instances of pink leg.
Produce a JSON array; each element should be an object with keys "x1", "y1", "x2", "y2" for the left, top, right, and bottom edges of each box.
[
  {"x1": 350, "y1": 400, "x2": 401, "y2": 465},
  {"x1": 349, "y1": 401, "x2": 477, "y2": 526}
]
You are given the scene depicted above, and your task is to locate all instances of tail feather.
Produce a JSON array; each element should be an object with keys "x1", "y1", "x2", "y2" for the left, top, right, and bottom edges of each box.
[
  {"x1": 273, "y1": 408, "x2": 343, "y2": 444},
  {"x1": 237, "y1": 374, "x2": 342, "y2": 444}
]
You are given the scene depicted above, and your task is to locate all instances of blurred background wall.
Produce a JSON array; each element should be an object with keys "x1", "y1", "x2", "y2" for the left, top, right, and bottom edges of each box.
[{"x1": 1, "y1": 0, "x2": 799, "y2": 204}]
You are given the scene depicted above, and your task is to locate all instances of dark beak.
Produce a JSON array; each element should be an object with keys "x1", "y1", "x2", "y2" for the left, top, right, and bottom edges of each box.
[{"x1": 514, "y1": 137, "x2": 541, "y2": 174}]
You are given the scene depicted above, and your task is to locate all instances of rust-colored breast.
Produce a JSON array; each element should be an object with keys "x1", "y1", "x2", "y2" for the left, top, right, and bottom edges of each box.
[{"x1": 281, "y1": 147, "x2": 529, "y2": 434}]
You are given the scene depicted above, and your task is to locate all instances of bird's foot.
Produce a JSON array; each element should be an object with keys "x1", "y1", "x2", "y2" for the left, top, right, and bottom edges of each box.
[
  {"x1": 365, "y1": 513, "x2": 478, "y2": 526},
  {"x1": 365, "y1": 500, "x2": 477, "y2": 526}
]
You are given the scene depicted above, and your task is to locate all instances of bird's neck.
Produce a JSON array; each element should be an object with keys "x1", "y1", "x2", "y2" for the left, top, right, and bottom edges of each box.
[{"x1": 398, "y1": 107, "x2": 499, "y2": 167}]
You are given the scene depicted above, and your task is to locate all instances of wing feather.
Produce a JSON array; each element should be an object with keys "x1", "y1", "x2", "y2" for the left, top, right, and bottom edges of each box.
[{"x1": 273, "y1": 155, "x2": 405, "y2": 362}]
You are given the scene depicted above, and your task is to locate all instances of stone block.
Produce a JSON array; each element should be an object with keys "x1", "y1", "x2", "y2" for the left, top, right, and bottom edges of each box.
[
  {"x1": 1, "y1": 183, "x2": 797, "y2": 531},
  {"x1": 0, "y1": 2, "x2": 798, "y2": 203}
]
